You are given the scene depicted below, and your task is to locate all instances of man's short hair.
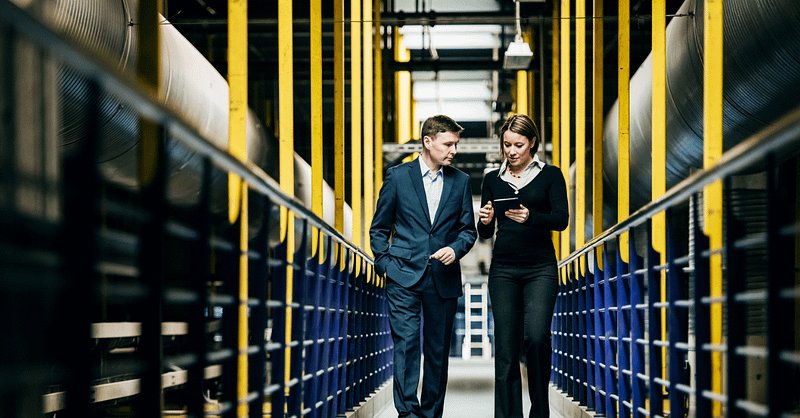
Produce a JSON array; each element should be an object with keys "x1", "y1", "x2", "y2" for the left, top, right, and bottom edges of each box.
[{"x1": 420, "y1": 115, "x2": 463, "y2": 139}]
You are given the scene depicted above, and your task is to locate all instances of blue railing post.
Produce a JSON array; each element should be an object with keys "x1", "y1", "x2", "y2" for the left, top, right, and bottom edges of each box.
[
  {"x1": 616, "y1": 236, "x2": 631, "y2": 417},
  {"x1": 318, "y1": 238, "x2": 336, "y2": 418},
  {"x1": 270, "y1": 240, "x2": 288, "y2": 418},
  {"x1": 691, "y1": 198, "x2": 712, "y2": 418},
  {"x1": 577, "y1": 259, "x2": 588, "y2": 406},
  {"x1": 602, "y1": 246, "x2": 617, "y2": 418},
  {"x1": 666, "y1": 207, "x2": 687, "y2": 418},
  {"x1": 645, "y1": 219, "x2": 664, "y2": 417},
  {"x1": 304, "y1": 232, "x2": 322, "y2": 418},
  {"x1": 592, "y1": 250, "x2": 606, "y2": 416},
  {"x1": 629, "y1": 231, "x2": 645, "y2": 417},
  {"x1": 584, "y1": 255, "x2": 596, "y2": 412},
  {"x1": 554, "y1": 270, "x2": 565, "y2": 388},
  {"x1": 568, "y1": 264, "x2": 576, "y2": 396}
]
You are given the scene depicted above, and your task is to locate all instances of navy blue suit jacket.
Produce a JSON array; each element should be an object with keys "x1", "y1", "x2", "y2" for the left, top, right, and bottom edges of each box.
[{"x1": 370, "y1": 159, "x2": 477, "y2": 299}]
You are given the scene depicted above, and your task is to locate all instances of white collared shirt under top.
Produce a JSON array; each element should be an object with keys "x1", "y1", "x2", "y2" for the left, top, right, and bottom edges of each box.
[
  {"x1": 419, "y1": 157, "x2": 443, "y2": 224},
  {"x1": 499, "y1": 154, "x2": 544, "y2": 194}
]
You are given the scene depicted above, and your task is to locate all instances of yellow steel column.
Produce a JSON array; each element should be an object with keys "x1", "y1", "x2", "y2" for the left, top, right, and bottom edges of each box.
[
  {"x1": 311, "y1": 0, "x2": 323, "y2": 255},
  {"x1": 618, "y1": 0, "x2": 630, "y2": 263},
  {"x1": 374, "y1": 2, "x2": 384, "y2": 193},
  {"x1": 516, "y1": 70, "x2": 528, "y2": 116},
  {"x1": 363, "y1": 0, "x2": 373, "y2": 255},
  {"x1": 592, "y1": 0, "x2": 603, "y2": 241},
  {"x1": 278, "y1": 0, "x2": 295, "y2": 389},
  {"x1": 334, "y1": 0, "x2": 345, "y2": 234},
  {"x1": 651, "y1": 0, "x2": 668, "y2": 389},
  {"x1": 351, "y1": 0, "x2": 362, "y2": 249},
  {"x1": 576, "y1": 0, "x2": 586, "y2": 257},
  {"x1": 228, "y1": 0, "x2": 248, "y2": 415},
  {"x1": 560, "y1": 0, "x2": 570, "y2": 259},
  {"x1": 395, "y1": 33, "x2": 411, "y2": 145},
  {"x1": 704, "y1": 0, "x2": 724, "y2": 413},
  {"x1": 551, "y1": 3, "x2": 561, "y2": 260},
  {"x1": 308, "y1": 1, "x2": 325, "y2": 317},
  {"x1": 525, "y1": 29, "x2": 535, "y2": 120}
]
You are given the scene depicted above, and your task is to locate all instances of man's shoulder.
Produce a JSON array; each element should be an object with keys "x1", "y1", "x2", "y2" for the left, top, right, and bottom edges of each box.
[
  {"x1": 443, "y1": 164, "x2": 469, "y2": 179},
  {"x1": 384, "y1": 161, "x2": 415, "y2": 180},
  {"x1": 387, "y1": 160, "x2": 415, "y2": 173}
]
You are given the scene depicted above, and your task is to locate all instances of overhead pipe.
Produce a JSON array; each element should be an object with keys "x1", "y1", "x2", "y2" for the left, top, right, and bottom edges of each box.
[
  {"x1": 41, "y1": 0, "x2": 351, "y2": 237},
  {"x1": 590, "y1": 0, "x2": 800, "y2": 233}
]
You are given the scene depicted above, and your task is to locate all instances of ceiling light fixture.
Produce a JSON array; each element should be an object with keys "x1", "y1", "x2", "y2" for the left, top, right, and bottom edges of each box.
[{"x1": 502, "y1": 0, "x2": 532, "y2": 70}]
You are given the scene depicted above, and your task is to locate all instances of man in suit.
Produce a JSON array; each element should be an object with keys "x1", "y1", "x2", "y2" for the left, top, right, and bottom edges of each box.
[{"x1": 370, "y1": 115, "x2": 477, "y2": 418}]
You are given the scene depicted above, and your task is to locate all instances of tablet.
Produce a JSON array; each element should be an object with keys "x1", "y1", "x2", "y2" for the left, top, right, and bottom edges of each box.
[{"x1": 492, "y1": 196, "x2": 520, "y2": 214}]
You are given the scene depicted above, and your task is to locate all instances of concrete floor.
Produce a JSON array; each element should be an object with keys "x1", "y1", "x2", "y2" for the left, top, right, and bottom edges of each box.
[{"x1": 375, "y1": 358, "x2": 564, "y2": 418}]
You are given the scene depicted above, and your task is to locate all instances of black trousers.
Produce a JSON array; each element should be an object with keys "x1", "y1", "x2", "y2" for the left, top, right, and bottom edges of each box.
[
  {"x1": 488, "y1": 262, "x2": 558, "y2": 418},
  {"x1": 386, "y1": 267, "x2": 458, "y2": 418}
]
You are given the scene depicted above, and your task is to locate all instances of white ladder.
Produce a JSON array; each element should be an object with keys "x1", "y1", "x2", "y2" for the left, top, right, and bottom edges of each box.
[{"x1": 462, "y1": 283, "x2": 492, "y2": 359}]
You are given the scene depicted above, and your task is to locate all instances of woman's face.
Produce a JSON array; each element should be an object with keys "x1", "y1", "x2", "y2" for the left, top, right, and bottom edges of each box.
[{"x1": 502, "y1": 130, "x2": 534, "y2": 171}]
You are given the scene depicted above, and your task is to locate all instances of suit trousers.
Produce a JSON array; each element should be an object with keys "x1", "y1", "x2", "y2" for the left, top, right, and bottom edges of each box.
[
  {"x1": 386, "y1": 266, "x2": 458, "y2": 418},
  {"x1": 488, "y1": 262, "x2": 558, "y2": 418}
]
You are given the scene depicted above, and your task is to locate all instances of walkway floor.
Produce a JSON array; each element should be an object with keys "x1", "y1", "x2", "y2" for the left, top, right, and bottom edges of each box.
[{"x1": 375, "y1": 358, "x2": 563, "y2": 418}]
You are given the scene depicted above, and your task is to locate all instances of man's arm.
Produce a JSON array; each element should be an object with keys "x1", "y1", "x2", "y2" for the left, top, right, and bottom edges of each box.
[
  {"x1": 450, "y1": 175, "x2": 478, "y2": 258},
  {"x1": 369, "y1": 168, "x2": 398, "y2": 276}
]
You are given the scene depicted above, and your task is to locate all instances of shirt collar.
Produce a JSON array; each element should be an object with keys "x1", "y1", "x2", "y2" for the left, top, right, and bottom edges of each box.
[
  {"x1": 498, "y1": 154, "x2": 543, "y2": 177},
  {"x1": 419, "y1": 157, "x2": 442, "y2": 179}
]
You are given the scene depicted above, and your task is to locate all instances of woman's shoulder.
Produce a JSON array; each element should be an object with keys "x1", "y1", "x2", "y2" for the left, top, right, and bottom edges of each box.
[
  {"x1": 539, "y1": 164, "x2": 564, "y2": 177},
  {"x1": 484, "y1": 168, "x2": 501, "y2": 178}
]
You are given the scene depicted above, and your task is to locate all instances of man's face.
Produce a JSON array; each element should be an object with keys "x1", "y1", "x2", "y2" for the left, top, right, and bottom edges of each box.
[{"x1": 424, "y1": 131, "x2": 460, "y2": 167}]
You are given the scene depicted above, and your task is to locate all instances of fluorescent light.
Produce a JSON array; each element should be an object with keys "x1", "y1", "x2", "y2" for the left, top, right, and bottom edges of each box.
[
  {"x1": 416, "y1": 101, "x2": 492, "y2": 122},
  {"x1": 413, "y1": 80, "x2": 492, "y2": 101},
  {"x1": 399, "y1": 25, "x2": 502, "y2": 50}
]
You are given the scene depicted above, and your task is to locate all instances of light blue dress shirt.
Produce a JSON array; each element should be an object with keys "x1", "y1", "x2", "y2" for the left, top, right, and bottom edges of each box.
[{"x1": 419, "y1": 157, "x2": 443, "y2": 225}]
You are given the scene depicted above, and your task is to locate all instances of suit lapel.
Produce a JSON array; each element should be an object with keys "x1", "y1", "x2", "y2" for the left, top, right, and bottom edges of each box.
[
  {"x1": 407, "y1": 163, "x2": 432, "y2": 226},
  {"x1": 431, "y1": 167, "x2": 453, "y2": 228}
]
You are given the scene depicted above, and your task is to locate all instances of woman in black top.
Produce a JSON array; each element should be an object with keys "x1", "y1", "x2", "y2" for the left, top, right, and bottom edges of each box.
[{"x1": 478, "y1": 114, "x2": 569, "y2": 418}]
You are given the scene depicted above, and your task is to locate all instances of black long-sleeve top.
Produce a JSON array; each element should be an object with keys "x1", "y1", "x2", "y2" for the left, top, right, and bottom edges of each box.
[{"x1": 477, "y1": 164, "x2": 569, "y2": 266}]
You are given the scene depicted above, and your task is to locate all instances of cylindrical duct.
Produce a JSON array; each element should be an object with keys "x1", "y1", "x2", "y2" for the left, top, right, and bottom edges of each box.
[
  {"x1": 46, "y1": 0, "x2": 270, "y2": 208},
  {"x1": 600, "y1": 0, "x2": 800, "y2": 228}
]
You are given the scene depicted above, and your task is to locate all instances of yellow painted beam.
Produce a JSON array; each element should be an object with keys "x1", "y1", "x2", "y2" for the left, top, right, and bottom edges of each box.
[
  {"x1": 516, "y1": 70, "x2": 528, "y2": 116},
  {"x1": 592, "y1": 0, "x2": 604, "y2": 240},
  {"x1": 551, "y1": 4, "x2": 561, "y2": 261},
  {"x1": 525, "y1": 29, "x2": 535, "y2": 119},
  {"x1": 651, "y1": 0, "x2": 668, "y2": 390},
  {"x1": 310, "y1": 0, "x2": 323, "y2": 254},
  {"x1": 618, "y1": 0, "x2": 630, "y2": 263},
  {"x1": 363, "y1": 0, "x2": 373, "y2": 255},
  {"x1": 351, "y1": 0, "x2": 362, "y2": 248},
  {"x1": 576, "y1": 0, "x2": 586, "y2": 255},
  {"x1": 237, "y1": 183, "x2": 248, "y2": 417},
  {"x1": 278, "y1": 0, "x2": 295, "y2": 391},
  {"x1": 334, "y1": 0, "x2": 345, "y2": 234},
  {"x1": 228, "y1": 1, "x2": 248, "y2": 414},
  {"x1": 374, "y1": 2, "x2": 384, "y2": 200},
  {"x1": 703, "y1": 0, "x2": 724, "y2": 413},
  {"x1": 228, "y1": 0, "x2": 248, "y2": 225},
  {"x1": 560, "y1": 0, "x2": 570, "y2": 260},
  {"x1": 395, "y1": 33, "x2": 411, "y2": 145}
]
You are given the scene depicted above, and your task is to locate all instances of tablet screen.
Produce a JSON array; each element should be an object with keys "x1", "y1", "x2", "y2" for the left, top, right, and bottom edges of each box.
[{"x1": 493, "y1": 197, "x2": 520, "y2": 214}]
